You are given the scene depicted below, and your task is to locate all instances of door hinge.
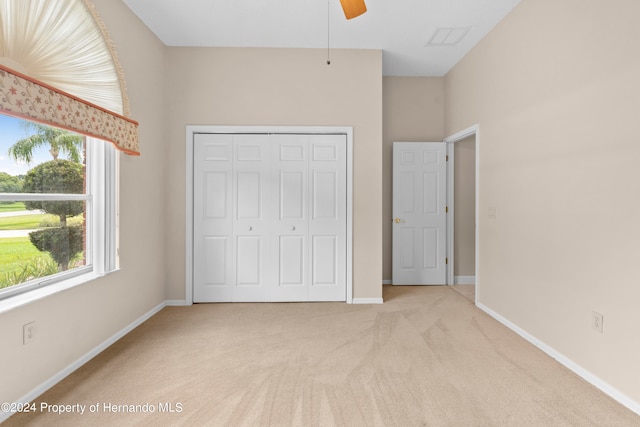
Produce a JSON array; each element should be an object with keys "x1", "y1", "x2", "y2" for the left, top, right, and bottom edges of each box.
[
  {"x1": 446, "y1": 206, "x2": 449, "y2": 213},
  {"x1": 446, "y1": 258, "x2": 449, "y2": 265},
  {"x1": 446, "y1": 155, "x2": 449, "y2": 161}
]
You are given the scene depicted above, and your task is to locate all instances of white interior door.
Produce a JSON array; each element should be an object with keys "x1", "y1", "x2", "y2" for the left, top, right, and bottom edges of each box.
[
  {"x1": 271, "y1": 134, "x2": 309, "y2": 301},
  {"x1": 308, "y1": 135, "x2": 347, "y2": 301},
  {"x1": 193, "y1": 133, "x2": 346, "y2": 302},
  {"x1": 233, "y1": 135, "x2": 271, "y2": 301},
  {"x1": 193, "y1": 133, "x2": 234, "y2": 302},
  {"x1": 392, "y1": 142, "x2": 447, "y2": 285},
  {"x1": 271, "y1": 134, "x2": 347, "y2": 301}
]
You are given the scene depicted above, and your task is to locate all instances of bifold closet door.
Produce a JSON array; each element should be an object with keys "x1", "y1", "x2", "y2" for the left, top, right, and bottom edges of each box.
[
  {"x1": 193, "y1": 133, "x2": 346, "y2": 302},
  {"x1": 270, "y1": 135, "x2": 309, "y2": 301},
  {"x1": 193, "y1": 133, "x2": 234, "y2": 302},
  {"x1": 307, "y1": 135, "x2": 346, "y2": 301},
  {"x1": 271, "y1": 134, "x2": 347, "y2": 301},
  {"x1": 232, "y1": 135, "x2": 272, "y2": 301},
  {"x1": 193, "y1": 133, "x2": 271, "y2": 302}
]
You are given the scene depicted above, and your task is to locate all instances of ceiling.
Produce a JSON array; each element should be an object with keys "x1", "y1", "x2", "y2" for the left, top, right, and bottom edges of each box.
[{"x1": 121, "y1": 0, "x2": 522, "y2": 76}]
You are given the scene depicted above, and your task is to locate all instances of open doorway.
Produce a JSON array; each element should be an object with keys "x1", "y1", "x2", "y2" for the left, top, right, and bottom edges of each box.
[{"x1": 445, "y1": 125, "x2": 479, "y2": 303}]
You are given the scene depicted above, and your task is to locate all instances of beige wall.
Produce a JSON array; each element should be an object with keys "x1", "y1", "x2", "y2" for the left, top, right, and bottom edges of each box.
[
  {"x1": 164, "y1": 47, "x2": 383, "y2": 300},
  {"x1": 382, "y1": 77, "x2": 444, "y2": 281},
  {"x1": 0, "y1": 0, "x2": 167, "y2": 405},
  {"x1": 445, "y1": 0, "x2": 640, "y2": 403},
  {"x1": 454, "y1": 136, "x2": 475, "y2": 277}
]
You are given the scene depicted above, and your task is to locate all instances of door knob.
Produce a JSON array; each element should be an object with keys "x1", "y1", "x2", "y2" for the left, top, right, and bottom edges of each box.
[
  {"x1": 290, "y1": 226, "x2": 296, "y2": 231},
  {"x1": 394, "y1": 218, "x2": 402, "y2": 224},
  {"x1": 249, "y1": 226, "x2": 253, "y2": 231}
]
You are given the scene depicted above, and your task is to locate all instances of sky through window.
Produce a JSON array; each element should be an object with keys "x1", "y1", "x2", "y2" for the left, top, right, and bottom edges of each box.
[{"x1": 0, "y1": 115, "x2": 67, "y2": 176}]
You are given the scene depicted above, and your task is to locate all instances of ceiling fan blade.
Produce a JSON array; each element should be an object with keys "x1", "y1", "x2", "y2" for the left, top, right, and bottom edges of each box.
[{"x1": 339, "y1": 0, "x2": 367, "y2": 20}]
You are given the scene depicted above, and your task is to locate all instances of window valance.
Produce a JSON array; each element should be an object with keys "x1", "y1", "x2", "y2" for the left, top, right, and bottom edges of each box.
[
  {"x1": 0, "y1": 0, "x2": 139, "y2": 156},
  {"x1": 0, "y1": 64, "x2": 139, "y2": 155}
]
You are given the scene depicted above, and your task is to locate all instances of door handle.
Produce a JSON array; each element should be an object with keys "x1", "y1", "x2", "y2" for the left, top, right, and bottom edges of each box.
[
  {"x1": 290, "y1": 226, "x2": 296, "y2": 231},
  {"x1": 393, "y1": 218, "x2": 403, "y2": 224}
]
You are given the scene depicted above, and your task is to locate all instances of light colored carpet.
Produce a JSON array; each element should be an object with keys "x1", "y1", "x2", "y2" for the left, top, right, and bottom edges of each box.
[
  {"x1": 5, "y1": 286, "x2": 639, "y2": 426},
  {"x1": 450, "y1": 284, "x2": 475, "y2": 303}
]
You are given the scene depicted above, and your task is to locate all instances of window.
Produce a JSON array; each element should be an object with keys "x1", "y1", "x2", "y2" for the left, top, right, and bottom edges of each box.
[
  {"x1": 0, "y1": 0, "x2": 135, "y2": 309},
  {"x1": 0, "y1": 116, "x2": 118, "y2": 301}
]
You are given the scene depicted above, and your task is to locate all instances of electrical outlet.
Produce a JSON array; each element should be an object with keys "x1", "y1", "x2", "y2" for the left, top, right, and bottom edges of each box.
[
  {"x1": 23, "y1": 321, "x2": 36, "y2": 345},
  {"x1": 592, "y1": 311, "x2": 603, "y2": 334}
]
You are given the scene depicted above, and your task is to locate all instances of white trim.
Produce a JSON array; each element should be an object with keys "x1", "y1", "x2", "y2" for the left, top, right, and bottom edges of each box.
[
  {"x1": 446, "y1": 145, "x2": 454, "y2": 286},
  {"x1": 444, "y1": 124, "x2": 479, "y2": 303},
  {"x1": 454, "y1": 276, "x2": 476, "y2": 285},
  {"x1": 185, "y1": 125, "x2": 354, "y2": 304},
  {"x1": 345, "y1": 127, "x2": 354, "y2": 304},
  {"x1": 0, "y1": 301, "x2": 166, "y2": 424},
  {"x1": 0, "y1": 193, "x2": 90, "y2": 201},
  {"x1": 185, "y1": 126, "x2": 194, "y2": 307},
  {"x1": 166, "y1": 300, "x2": 189, "y2": 306},
  {"x1": 477, "y1": 302, "x2": 640, "y2": 416},
  {"x1": 352, "y1": 297, "x2": 384, "y2": 304}
]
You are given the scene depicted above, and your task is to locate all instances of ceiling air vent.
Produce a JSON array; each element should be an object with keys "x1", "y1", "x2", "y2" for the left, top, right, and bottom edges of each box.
[{"x1": 426, "y1": 27, "x2": 471, "y2": 46}]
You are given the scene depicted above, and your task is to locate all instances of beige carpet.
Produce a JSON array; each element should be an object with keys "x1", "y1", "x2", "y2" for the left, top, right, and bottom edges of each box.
[
  {"x1": 450, "y1": 284, "x2": 475, "y2": 303},
  {"x1": 5, "y1": 286, "x2": 639, "y2": 426}
]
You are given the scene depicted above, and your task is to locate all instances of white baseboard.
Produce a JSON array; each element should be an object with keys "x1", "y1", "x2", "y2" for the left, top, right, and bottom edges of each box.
[
  {"x1": 166, "y1": 299, "x2": 189, "y2": 306},
  {"x1": 352, "y1": 298, "x2": 384, "y2": 304},
  {"x1": 454, "y1": 276, "x2": 476, "y2": 285},
  {"x1": 1, "y1": 301, "x2": 167, "y2": 424},
  {"x1": 477, "y1": 302, "x2": 640, "y2": 417},
  {"x1": 384, "y1": 279, "x2": 476, "y2": 286}
]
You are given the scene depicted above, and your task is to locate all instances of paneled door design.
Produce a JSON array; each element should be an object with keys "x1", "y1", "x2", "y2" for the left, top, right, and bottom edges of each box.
[
  {"x1": 392, "y1": 142, "x2": 447, "y2": 285},
  {"x1": 193, "y1": 133, "x2": 346, "y2": 302},
  {"x1": 193, "y1": 134, "x2": 235, "y2": 302},
  {"x1": 232, "y1": 135, "x2": 271, "y2": 301},
  {"x1": 307, "y1": 135, "x2": 346, "y2": 301},
  {"x1": 270, "y1": 134, "x2": 309, "y2": 301}
]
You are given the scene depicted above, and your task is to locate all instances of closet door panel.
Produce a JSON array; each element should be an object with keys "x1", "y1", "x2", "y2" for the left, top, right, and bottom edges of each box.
[
  {"x1": 308, "y1": 135, "x2": 347, "y2": 301},
  {"x1": 271, "y1": 135, "x2": 309, "y2": 301},
  {"x1": 279, "y1": 236, "x2": 305, "y2": 286},
  {"x1": 232, "y1": 135, "x2": 271, "y2": 301},
  {"x1": 193, "y1": 134, "x2": 234, "y2": 302}
]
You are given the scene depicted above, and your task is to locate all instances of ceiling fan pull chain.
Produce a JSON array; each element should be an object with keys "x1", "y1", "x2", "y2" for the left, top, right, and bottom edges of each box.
[{"x1": 327, "y1": 0, "x2": 331, "y2": 65}]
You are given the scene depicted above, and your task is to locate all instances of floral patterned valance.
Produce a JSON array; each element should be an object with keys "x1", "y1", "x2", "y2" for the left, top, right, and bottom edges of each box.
[{"x1": 0, "y1": 64, "x2": 139, "y2": 156}]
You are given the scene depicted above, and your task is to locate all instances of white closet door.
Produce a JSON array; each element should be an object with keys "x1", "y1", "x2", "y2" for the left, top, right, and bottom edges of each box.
[
  {"x1": 233, "y1": 135, "x2": 271, "y2": 301},
  {"x1": 271, "y1": 135, "x2": 309, "y2": 301},
  {"x1": 308, "y1": 135, "x2": 347, "y2": 301},
  {"x1": 193, "y1": 132, "x2": 346, "y2": 302},
  {"x1": 193, "y1": 134, "x2": 234, "y2": 302}
]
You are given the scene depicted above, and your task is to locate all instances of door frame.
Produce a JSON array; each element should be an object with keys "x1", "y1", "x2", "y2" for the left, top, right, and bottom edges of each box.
[
  {"x1": 444, "y1": 124, "x2": 479, "y2": 302},
  {"x1": 185, "y1": 125, "x2": 354, "y2": 304}
]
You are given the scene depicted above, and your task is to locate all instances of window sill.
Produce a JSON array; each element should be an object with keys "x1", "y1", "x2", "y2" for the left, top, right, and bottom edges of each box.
[{"x1": 0, "y1": 268, "x2": 120, "y2": 315}]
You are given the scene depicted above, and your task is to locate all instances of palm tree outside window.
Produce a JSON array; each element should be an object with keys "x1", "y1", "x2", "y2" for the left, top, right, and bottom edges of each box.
[{"x1": 0, "y1": 116, "x2": 88, "y2": 290}]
